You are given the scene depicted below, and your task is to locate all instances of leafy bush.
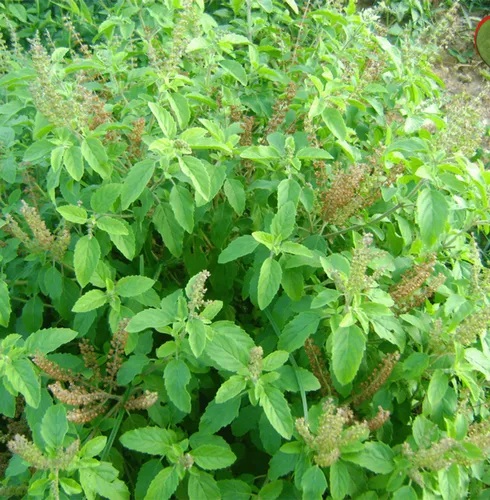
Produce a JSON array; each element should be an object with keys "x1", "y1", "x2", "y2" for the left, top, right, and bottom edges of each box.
[{"x1": 0, "y1": 0, "x2": 489, "y2": 498}]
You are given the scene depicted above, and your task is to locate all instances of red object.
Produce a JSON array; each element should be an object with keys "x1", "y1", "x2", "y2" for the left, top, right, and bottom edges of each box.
[{"x1": 474, "y1": 15, "x2": 490, "y2": 62}]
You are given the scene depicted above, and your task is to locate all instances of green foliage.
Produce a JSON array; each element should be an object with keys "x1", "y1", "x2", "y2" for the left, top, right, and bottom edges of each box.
[{"x1": 0, "y1": 0, "x2": 489, "y2": 498}]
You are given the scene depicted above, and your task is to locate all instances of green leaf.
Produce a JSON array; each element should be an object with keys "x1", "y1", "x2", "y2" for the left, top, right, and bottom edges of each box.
[
  {"x1": 0, "y1": 383, "x2": 16, "y2": 417},
  {"x1": 74, "y1": 236, "x2": 100, "y2": 287},
  {"x1": 283, "y1": 0, "x2": 299, "y2": 13},
  {"x1": 72, "y1": 289, "x2": 107, "y2": 313},
  {"x1": 188, "y1": 470, "x2": 221, "y2": 499},
  {"x1": 301, "y1": 466, "x2": 327, "y2": 500},
  {"x1": 277, "y1": 178, "x2": 301, "y2": 208},
  {"x1": 191, "y1": 444, "x2": 236, "y2": 470},
  {"x1": 416, "y1": 188, "x2": 448, "y2": 246},
  {"x1": 5, "y1": 359, "x2": 40, "y2": 408},
  {"x1": 145, "y1": 466, "x2": 180, "y2": 500},
  {"x1": 169, "y1": 184, "x2": 194, "y2": 233},
  {"x1": 153, "y1": 203, "x2": 184, "y2": 257},
  {"x1": 60, "y1": 478, "x2": 82, "y2": 495},
  {"x1": 115, "y1": 276, "x2": 155, "y2": 298},
  {"x1": 322, "y1": 108, "x2": 347, "y2": 141},
  {"x1": 295, "y1": 147, "x2": 333, "y2": 160},
  {"x1": 57, "y1": 205, "x2": 88, "y2": 224},
  {"x1": 168, "y1": 93, "x2": 190, "y2": 129},
  {"x1": 343, "y1": 442, "x2": 394, "y2": 474},
  {"x1": 79, "y1": 463, "x2": 130, "y2": 500},
  {"x1": 63, "y1": 145, "x2": 84, "y2": 181},
  {"x1": 224, "y1": 179, "x2": 246, "y2": 215},
  {"x1": 259, "y1": 384, "x2": 293, "y2": 439},
  {"x1": 218, "y1": 235, "x2": 259, "y2": 264},
  {"x1": 218, "y1": 479, "x2": 252, "y2": 500},
  {"x1": 164, "y1": 359, "x2": 192, "y2": 413},
  {"x1": 219, "y1": 60, "x2": 248, "y2": 86},
  {"x1": 41, "y1": 405, "x2": 68, "y2": 449},
  {"x1": 311, "y1": 289, "x2": 341, "y2": 309},
  {"x1": 427, "y1": 369, "x2": 449, "y2": 407},
  {"x1": 187, "y1": 318, "x2": 207, "y2": 357},
  {"x1": 127, "y1": 308, "x2": 176, "y2": 333},
  {"x1": 81, "y1": 137, "x2": 111, "y2": 178},
  {"x1": 149, "y1": 102, "x2": 177, "y2": 138},
  {"x1": 199, "y1": 397, "x2": 242, "y2": 434},
  {"x1": 80, "y1": 436, "x2": 107, "y2": 458},
  {"x1": 252, "y1": 231, "x2": 275, "y2": 249},
  {"x1": 329, "y1": 461, "x2": 350, "y2": 500},
  {"x1": 0, "y1": 279, "x2": 11, "y2": 327},
  {"x1": 120, "y1": 427, "x2": 176, "y2": 455},
  {"x1": 96, "y1": 216, "x2": 128, "y2": 236},
  {"x1": 121, "y1": 159, "x2": 155, "y2": 210},
  {"x1": 278, "y1": 312, "x2": 320, "y2": 353},
  {"x1": 280, "y1": 242, "x2": 312, "y2": 257},
  {"x1": 215, "y1": 375, "x2": 247, "y2": 404},
  {"x1": 262, "y1": 351, "x2": 289, "y2": 372},
  {"x1": 205, "y1": 321, "x2": 255, "y2": 372},
  {"x1": 180, "y1": 156, "x2": 211, "y2": 200},
  {"x1": 271, "y1": 201, "x2": 296, "y2": 241},
  {"x1": 117, "y1": 354, "x2": 150, "y2": 385},
  {"x1": 281, "y1": 267, "x2": 304, "y2": 302},
  {"x1": 257, "y1": 258, "x2": 282, "y2": 310},
  {"x1": 25, "y1": 328, "x2": 78, "y2": 354},
  {"x1": 24, "y1": 139, "x2": 53, "y2": 162},
  {"x1": 90, "y1": 184, "x2": 121, "y2": 213},
  {"x1": 240, "y1": 146, "x2": 280, "y2": 161},
  {"x1": 392, "y1": 486, "x2": 418, "y2": 500},
  {"x1": 109, "y1": 223, "x2": 136, "y2": 260},
  {"x1": 332, "y1": 325, "x2": 366, "y2": 385},
  {"x1": 465, "y1": 348, "x2": 490, "y2": 379}
]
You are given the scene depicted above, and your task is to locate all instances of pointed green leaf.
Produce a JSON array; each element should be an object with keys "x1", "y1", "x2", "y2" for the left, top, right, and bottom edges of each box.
[
  {"x1": 188, "y1": 470, "x2": 221, "y2": 499},
  {"x1": 81, "y1": 137, "x2": 110, "y2": 178},
  {"x1": 121, "y1": 159, "x2": 155, "y2": 210},
  {"x1": 164, "y1": 359, "x2": 191, "y2": 413},
  {"x1": 191, "y1": 444, "x2": 236, "y2": 470},
  {"x1": 115, "y1": 276, "x2": 155, "y2": 298},
  {"x1": 0, "y1": 279, "x2": 11, "y2": 327},
  {"x1": 25, "y1": 328, "x2": 78, "y2": 354},
  {"x1": 149, "y1": 102, "x2": 177, "y2": 138},
  {"x1": 332, "y1": 325, "x2": 366, "y2": 385},
  {"x1": 57, "y1": 205, "x2": 87, "y2": 224},
  {"x1": 153, "y1": 203, "x2": 184, "y2": 257},
  {"x1": 218, "y1": 235, "x2": 259, "y2": 264},
  {"x1": 5, "y1": 359, "x2": 40, "y2": 408},
  {"x1": 96, "y1": 216, "x2": 128, "y2": 235},
  {"x1": 224, "y1": 179, "x2": 246, "y2": 215},
  {"x1": 301, "y1": 466, "x2": 327, "y2": 500},
  {"x1": 199, "y1": 397, "x2": 242, "y2": 434},
  {"x1": 180, "y1": 156, "x2": 211, "y2": 200},
  {"x1": 322, "y1": 108, "x2": 347, "y2": 141},
  {"x1": 416, "y1": 188, "x2": 448, "y2": 246},
  {"x1": 120, "y1": 427, "x2": 176, "y2": 455},
  {"x1": 278, "y1": 312, "x2": 320, "y2": 353},
  {"x1": 169, "y1": 184, "x2": 194, "y2": 233},
  {"x1": 215, "y1": 375, "x2": 247, "y2": 404},
  {"x1": 41, "y1": 405, "x2": 68, "y2": 449},
  {"x1": 271, "y1": 201, "x2": 296, "y2": 241},
  {"x1": 145, "y1": 466, "x2": 180, "y2": 500},
  {"x1": 72, "y1": 290, "x2": 107, "y2": 313},
  {"x1": 63, "y1": 145, "x2": 84, "y2": 181},
  {"x1": 257, "y1": 258, "x2": 282, "y2": 310},
  {"x1": 259, "y1": 384, "x2": 293, "y2": 439},
  {"x1": 74, "y1": 235, "x2": 100, "y2": 287},
  {"x1": 219, "y1": 60, "x2": 247, "y2": 86},
  {"x1": 187, "y1": 317, "x2": 207, "y2": 357}
]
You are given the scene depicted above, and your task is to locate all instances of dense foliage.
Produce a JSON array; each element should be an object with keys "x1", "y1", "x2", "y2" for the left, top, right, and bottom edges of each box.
[{"x1": 0, "y1": 0, "x2": 489, "y2": 498}]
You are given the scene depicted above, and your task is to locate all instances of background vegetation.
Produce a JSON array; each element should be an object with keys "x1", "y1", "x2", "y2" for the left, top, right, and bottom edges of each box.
[{"x1": 0, "y1": 0, "x2": 489, "y2": 498}]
